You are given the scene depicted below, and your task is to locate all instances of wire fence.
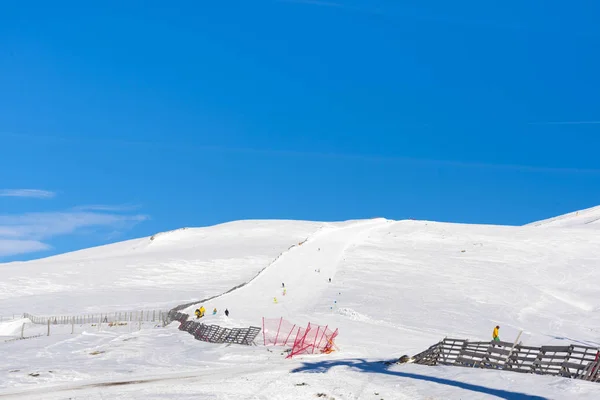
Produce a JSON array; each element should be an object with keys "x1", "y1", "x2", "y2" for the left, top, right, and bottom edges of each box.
[
  {"x1": 22, "y1": 310, "x2": 169, "y2": 325},
  {"x1": 3, "y1": 311, "x2": 170, "y2": 342}
]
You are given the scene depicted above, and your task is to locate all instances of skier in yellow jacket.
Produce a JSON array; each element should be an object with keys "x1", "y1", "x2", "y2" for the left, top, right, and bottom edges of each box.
[{"x1": 493, "y1": 325, "x2": 500, "y2": 341}]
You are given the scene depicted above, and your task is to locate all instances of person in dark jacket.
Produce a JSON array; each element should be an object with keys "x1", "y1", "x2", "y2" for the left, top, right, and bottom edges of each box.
[{"x1": 225, "y1": 309, "x2": 229, "y2": 317}]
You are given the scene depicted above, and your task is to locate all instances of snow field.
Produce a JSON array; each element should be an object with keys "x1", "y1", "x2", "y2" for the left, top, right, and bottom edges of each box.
[{"x1": 1, "y1": 212, "x2": 600, "y2": 399}]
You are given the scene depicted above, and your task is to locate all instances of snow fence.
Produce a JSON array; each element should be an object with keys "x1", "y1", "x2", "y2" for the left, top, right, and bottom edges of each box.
[
  {"x1": 168, "y1": 310, "x2": 261, "y2": 345},
  {"x1": 22, "y1": 310, "x2": 169, "y2": 325},
  {"x1": 262, "y1": 317, "x2": 338, "y2": 358},
  {"x1": 412, "y1": 337, "x2": 600, "y2": 383}
]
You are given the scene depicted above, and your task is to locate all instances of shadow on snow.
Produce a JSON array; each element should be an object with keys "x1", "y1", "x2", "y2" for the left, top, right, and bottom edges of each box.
[{"x1": 291, "y1": 359, "x2": 548, "y2": 400}]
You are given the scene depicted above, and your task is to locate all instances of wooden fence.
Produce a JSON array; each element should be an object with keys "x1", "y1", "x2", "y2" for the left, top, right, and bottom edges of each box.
[
  {"x1": 23, "y1": 310, "x2": 169, "y2": 325},
  {"x1": 412, "y1": 338, "x2": 600, "y2": 383},
  {"x1": 168, "y1": 310, "x2": 261, "y2": 345}
]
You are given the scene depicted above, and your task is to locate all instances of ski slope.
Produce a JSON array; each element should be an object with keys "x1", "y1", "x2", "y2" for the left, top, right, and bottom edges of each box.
[{"x1": 2, "y1": 209, "x2": 600, "y2": 399}]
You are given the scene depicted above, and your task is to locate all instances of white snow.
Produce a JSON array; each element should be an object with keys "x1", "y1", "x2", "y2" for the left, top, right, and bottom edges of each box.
[
  {"x1": 1, "y1": 210, "x2": 600, "y2": 399},
  {"x1": 0, "y1": 220, "x2": 322, "y2": 315},
  {"x1": 527, "y1": 205, "x2": 600, "y2": 228},
  {"x1": 0, "y1": 317, "x2": 31, "y2": 338}
]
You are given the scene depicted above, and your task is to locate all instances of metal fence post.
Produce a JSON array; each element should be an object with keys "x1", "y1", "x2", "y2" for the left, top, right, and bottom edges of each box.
[{"x1": 47, "y1": 319, "x2": 50, "y2": 336}]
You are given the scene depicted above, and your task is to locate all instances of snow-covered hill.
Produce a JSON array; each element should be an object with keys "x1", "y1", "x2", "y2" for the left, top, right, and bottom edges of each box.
[
  {"x1": 0, "y1": 220, "x2": 322, "y2": 315},
  {"x1": 2, "y1": 210, "x2": 600, "y2": 399},
  {"x1": 527, "y1": 205, "x2": 600, "y2": 228}
]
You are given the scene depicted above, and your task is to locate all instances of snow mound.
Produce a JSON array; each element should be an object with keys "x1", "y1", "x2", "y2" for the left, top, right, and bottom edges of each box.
[{"x1": 0, "y1": 318, "x2": 31, "y2": 337}]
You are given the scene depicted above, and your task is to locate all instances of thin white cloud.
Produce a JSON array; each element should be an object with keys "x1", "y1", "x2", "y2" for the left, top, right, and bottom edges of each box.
[
  {"x1": 72, "y1": 204, "x2": 141, "y2": 212},
  {"x1": 0, "y1": 189, "x2": 56, "y2": 199},
  {"x1": 0, "y1": 210, "x2": 149, "y2": 259},
  {"x1": 0, "y1": 239, "x2": 51, "y2": 258},
  {"x1": 0, "y1": 212, "x2": 148, "y2": 239}
]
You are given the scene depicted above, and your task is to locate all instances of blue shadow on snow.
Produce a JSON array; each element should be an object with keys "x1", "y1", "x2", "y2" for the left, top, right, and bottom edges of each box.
[{"x1": 291, "y1": 359, "x2": 548, "y2": 400}]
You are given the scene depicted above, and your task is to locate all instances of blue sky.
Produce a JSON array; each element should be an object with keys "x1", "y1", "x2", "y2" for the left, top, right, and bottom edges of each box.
[{"x1": 1, "y1": 0, "x2": 600, "y2": 261}]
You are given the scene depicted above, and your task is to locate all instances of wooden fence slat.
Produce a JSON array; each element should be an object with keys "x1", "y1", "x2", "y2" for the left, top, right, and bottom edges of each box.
[
  {"x1": 413, "y1": 336, "x2": 600, "y2": 386},
  {"x1": 539, "y1": 346, "x2": 572, "y2": 352}
]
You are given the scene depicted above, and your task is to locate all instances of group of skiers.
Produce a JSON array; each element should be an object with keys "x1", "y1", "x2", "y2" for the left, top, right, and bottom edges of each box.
[{"x1": 195, "y1": 306, "x2": 229, "y2": 319}]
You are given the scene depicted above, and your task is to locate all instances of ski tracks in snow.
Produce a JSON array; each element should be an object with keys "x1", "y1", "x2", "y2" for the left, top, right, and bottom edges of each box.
[{"x1": 182, "y1": 219, "x2": 390, "y2": 322}]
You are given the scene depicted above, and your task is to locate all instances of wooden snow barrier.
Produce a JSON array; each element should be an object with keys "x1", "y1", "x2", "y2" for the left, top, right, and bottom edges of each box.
[
  {"x1": 410, "y1": 338, "x2": 600, "y2": 383},
  {"x1": 168, "y1": 310, "x2": 261, "y2": 346}
]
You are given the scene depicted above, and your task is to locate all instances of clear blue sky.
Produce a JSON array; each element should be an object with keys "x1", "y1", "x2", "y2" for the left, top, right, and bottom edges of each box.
[{"x1": 1, "y1": 0, "x2": 600, "y2": 261}]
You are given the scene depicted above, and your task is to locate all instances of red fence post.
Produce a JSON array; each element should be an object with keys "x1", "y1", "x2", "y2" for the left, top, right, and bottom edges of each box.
[
  {"x1": 274, "y1": 317, "x2": 283, "y2": 345},
  {"x1": 311, "y1": 325, "x2": 321, "y2": 354},
  {"x1": 288, "y1": 325, "x2": 306, "y2": 358},
  {"x1": 283, "y1": 324, "x2": 296, "y2": 346},
  {"x1": 315, "y1": 325, "x2": 328, "y2": 350}
]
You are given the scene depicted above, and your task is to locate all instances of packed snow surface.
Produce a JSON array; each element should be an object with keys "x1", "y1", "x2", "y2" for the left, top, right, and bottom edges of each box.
[{"x1": 1, "y1": 211, "x2": 600, "y2": 399}]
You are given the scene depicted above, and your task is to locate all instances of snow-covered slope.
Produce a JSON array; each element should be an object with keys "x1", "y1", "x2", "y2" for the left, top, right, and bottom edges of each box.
[
  {"x1": 0, "y1": 220, "x2": 323, "y2": 315},
  {"x1": 527, "y1": 204, "x2": 600, "y2": 228},
  {"x1": 2, "y1": 214, "x2": 600, "y2": 399}
]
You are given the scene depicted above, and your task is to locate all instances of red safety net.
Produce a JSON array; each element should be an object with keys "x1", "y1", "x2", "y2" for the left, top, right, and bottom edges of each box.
[
  {"x1": 287, "y1": 322, "x2": 338, "y2": 358},
  {"x1": 261, "y1": 317, "x2": 338, "y2": 358},
  {"x1": 262, "y1": 317, "x2": 300, "y2": 347}
]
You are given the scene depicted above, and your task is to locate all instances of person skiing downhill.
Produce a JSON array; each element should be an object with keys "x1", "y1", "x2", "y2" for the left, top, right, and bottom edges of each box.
[
  {"x1": 493, "y1": 325, "x2": 500, "y2": 341},
  {"x1": 225, "y1": 309, "x2": 229, "y2": 317}
]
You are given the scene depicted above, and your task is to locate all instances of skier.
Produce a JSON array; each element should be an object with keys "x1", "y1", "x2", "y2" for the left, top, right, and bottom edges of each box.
[
  {"x1": 328, "y1": 278, "x2": 331, "y2": 283},
  {"x1": 195, "y1": 309, "x2": 201, "y2": 319},
  {"x1": 274, "y1": 297, "x2": 278, "y2": 304},
  {"x1": 282, "y1": 282, "x2": 285, "y2": 288},
  {"x1": 283, "y1": 288, "x2": 287, "y2": 296},
  {"x1": 212, "y1": 308, "x2": 217, "y2": 315},
  {"x1": 225, "y1": 309, "x2": 229, "y2": 317},
  {"x1": 199, "y1": 306, "x2": 206, "y2": 318},
  {"x1": 493, "y1": 325, "x2": 500, "y2": 341}
]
